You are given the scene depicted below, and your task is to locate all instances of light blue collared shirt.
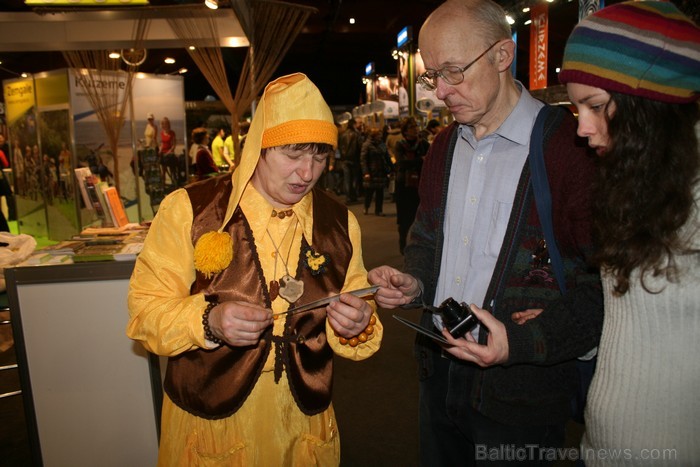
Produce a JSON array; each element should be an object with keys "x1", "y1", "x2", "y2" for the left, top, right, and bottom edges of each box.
[{"x1": 433, "y1": 83, "x2": 544, "y2": 334}]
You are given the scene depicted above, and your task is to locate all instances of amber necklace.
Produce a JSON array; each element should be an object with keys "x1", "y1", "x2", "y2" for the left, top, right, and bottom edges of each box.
[{"x1": 266, "y1": 217, "x2": 304, "y2": 303}]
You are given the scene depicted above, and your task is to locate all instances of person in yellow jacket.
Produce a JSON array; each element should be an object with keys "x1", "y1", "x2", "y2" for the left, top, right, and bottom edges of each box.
[
  {"x1": 127, "y1": 73, "x2": 383, "y2": 466},
  {"x1": 223, "y1": 132, "x2": 236, "y2": 170}
]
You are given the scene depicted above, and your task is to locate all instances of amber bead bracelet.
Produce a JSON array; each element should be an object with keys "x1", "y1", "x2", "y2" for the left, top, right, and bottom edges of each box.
[{"x1": 335, "y1": 314, "x2": 377, "y2": 347}]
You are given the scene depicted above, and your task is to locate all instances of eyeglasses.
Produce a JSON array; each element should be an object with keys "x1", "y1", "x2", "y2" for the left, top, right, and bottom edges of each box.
[{"x1": 418, "y1": 41, "x2": 501, "y2": 91}]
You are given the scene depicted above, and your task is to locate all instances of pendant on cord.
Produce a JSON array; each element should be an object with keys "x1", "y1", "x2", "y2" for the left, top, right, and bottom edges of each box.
[
  {"x1": 266, "y1": 218, "x2": 303, "y2": 304},
  {"x1": 279, "y1": 274, "x2": 304, "y2": 303},
  {"x1": 269, "y1": 280, "x2": 280, "y2": 301}
]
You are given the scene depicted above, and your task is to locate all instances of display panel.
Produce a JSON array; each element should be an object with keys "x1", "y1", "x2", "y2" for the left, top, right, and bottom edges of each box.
[{"x1": 6, "y1": 262, "x2": 161, "y2": 467}]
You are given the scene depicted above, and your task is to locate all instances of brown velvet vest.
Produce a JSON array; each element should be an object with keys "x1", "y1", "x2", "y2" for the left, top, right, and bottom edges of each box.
[{"x1": 163, "y1": 175, "x2": 352, "y2": 419}]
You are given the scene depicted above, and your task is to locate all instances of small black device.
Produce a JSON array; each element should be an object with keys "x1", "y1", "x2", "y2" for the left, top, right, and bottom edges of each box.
[{"x1": 432, "y1": 297, "x2": 481, "y2": 338}]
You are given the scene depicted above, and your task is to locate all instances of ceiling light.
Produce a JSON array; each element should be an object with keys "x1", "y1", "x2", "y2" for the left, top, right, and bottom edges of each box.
[
  {"x1": 524, "y1": 19, "x2": 532, "y2": 25},
  {"x1": 21, "y1": 73, "x2": 29, "y2": 78},
  {"x1": 108, "y1": 52, "x2": 120, "y2": 59},
  {"x1": 204, "y1": 0, "x2": 218, "y2": 9},
  {"x1": 164, "y1": 57, "x2": 176, "y2": 64},
  {"x1": 189, "y1": 46, "x2": 196, "y2": 51},
  {"x1": 349, "y1": 18, "x2": 355, "y2": 24},
  {"x1": 522, "y1": 7, "x2": 530, "y2": 12},
  {"x1": 178, "y1": 68, "x2": 188, "y2": 74},
  {"x1": 506, "y1": 15, "x2": 515, "y2": 25}
]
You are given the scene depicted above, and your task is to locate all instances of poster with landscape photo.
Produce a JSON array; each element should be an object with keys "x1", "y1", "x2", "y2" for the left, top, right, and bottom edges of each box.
[
  {"x1": 3, "y1": 77, "x2": 46, "y2": 238},
  {"x1": 37, "y1": 107, "x2": 78, "y2": 240},
  {"x1": 70, "y1": 71, "x2": 185, "y2": 222}
]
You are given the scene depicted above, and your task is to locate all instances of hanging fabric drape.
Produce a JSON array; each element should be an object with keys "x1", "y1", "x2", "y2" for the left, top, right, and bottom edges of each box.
[
  {"x1": 230, "y1": 0, "x2": 316, "y2": 164},
  {"x1": 62, "y1": 16, "x2": 150, "y2": 191},
  {"x1": 167, "y1": 7, "x2": 236, "y2": 118}
]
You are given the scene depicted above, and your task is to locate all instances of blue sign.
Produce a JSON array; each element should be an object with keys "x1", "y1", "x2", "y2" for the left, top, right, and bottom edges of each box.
[{"x1": 397, "y1": 26, "x2": 412, "y2": 48}]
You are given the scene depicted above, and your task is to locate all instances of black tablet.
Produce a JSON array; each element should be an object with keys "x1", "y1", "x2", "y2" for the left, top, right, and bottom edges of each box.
[{"x1": 393, "y1": 314, "x2": 450, "y2": 345}]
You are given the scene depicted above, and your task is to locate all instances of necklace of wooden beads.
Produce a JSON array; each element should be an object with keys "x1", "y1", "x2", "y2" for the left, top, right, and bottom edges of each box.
[
  {"x1": 266, "y1": 217, "x2": 304, "y2": 304},
  {"x1": 271, "y1": 208, "x2": 294, "y2": 219}
]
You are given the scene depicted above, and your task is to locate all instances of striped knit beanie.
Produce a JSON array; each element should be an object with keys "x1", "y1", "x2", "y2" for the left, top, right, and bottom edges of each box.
[{"x1": 559, "y1": 1, "x2": 700, "y2": 103}]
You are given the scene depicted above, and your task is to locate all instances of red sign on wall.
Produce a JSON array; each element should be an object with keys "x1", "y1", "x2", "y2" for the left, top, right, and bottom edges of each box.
[{"x1": 529, "y1": 3, "x2": 549, "y2": 90}]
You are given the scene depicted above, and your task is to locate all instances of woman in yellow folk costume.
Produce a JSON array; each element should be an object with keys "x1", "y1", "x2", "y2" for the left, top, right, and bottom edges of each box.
[{"x1": 127, "y1": 73, "x2": 383, "y2": 466}]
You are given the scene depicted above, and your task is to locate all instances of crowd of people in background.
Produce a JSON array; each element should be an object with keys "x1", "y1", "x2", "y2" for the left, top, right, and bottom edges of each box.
[
  {"x1": 324, "y1": 115, "x2": 443, "y2": 255},
  {"x1": 137, "y1": 113, "x2": 185, "y2": 188},
  {"x1": 188, "y1": 121, "x2": 250, "y2": 182}
]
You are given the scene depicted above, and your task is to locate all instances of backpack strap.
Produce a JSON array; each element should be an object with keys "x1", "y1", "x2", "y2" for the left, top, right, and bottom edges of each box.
[{"x1": 529, "y1": 105, "x2": 567, "y2": 295}]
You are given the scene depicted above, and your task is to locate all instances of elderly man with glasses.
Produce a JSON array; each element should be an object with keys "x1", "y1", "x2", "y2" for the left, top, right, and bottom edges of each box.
[{"x1": 368, "y1": 0, "x2": 603, "y2": 465}]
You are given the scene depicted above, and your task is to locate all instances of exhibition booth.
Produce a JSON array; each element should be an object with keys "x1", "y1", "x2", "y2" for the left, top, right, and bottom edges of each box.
[
  {"x1": 353, "y1": 25, "x2": 449, "y2": 131},
  {"x1": 3, "y1": 69, "x2": 186, "y2": 241}
]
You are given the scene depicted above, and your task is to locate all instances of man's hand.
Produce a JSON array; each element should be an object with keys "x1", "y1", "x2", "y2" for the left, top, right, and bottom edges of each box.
[
  {"x1": 208, "y1": 301, "x2": 273, "y2": 347},
  {"x1": 511, "y1": 308, "x2": 543, "y2": 325},
  {"x1": 440, "y1": 304, "x2": 509, "y2": 367},
  {"x1": 368, "y1": 265, "x2": 421, "y2": 309},
  {"x1": 327, "y1": 293, "x2": 373, "y2": 338}
]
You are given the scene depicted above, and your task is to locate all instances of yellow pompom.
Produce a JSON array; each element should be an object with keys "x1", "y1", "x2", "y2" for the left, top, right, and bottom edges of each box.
[{"x1": 193, "y1": 231, "x2": 233, "y2": 278}]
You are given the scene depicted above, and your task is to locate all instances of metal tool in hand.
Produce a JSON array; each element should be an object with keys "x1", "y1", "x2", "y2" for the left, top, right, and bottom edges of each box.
[{"x1": 272, "y1": 285, "x2": 380, "y2": 318}]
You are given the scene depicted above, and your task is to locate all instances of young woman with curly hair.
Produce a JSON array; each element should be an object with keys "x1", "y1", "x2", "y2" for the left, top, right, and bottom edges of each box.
[
  {"x1": 592, "y1": 94, "x2": 699, "y2": 295},
  {"x1": 559, "y1": 1, "x2": 700, "y2": 464}
]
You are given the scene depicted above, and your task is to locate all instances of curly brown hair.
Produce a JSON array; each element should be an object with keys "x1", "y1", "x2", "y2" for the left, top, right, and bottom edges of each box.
[{"x1": 593, "y1": 94, "x2": 699, "y2": 295}]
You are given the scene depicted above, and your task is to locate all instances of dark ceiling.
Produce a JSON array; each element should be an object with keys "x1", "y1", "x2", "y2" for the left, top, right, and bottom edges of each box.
[
  {"x1": 0, "y1": 0, "x2": 442, "y2": 105},
  {"x1": 1, "y1": 0, "x2": 695, "y2": 107}
]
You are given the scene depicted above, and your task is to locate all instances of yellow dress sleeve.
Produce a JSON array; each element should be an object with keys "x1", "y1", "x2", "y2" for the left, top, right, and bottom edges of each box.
[
  {"x1": 126, "y1": 189, "x2": 211, "y2": 356},
  {"x1": 326, "y1": 210, "x2": 383, "y2": 361}
]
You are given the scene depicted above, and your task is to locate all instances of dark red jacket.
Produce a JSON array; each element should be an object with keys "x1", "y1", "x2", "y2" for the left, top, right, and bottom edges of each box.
[{"x1": 407, "y1": 106, "x2": 603, "y2": 426}]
